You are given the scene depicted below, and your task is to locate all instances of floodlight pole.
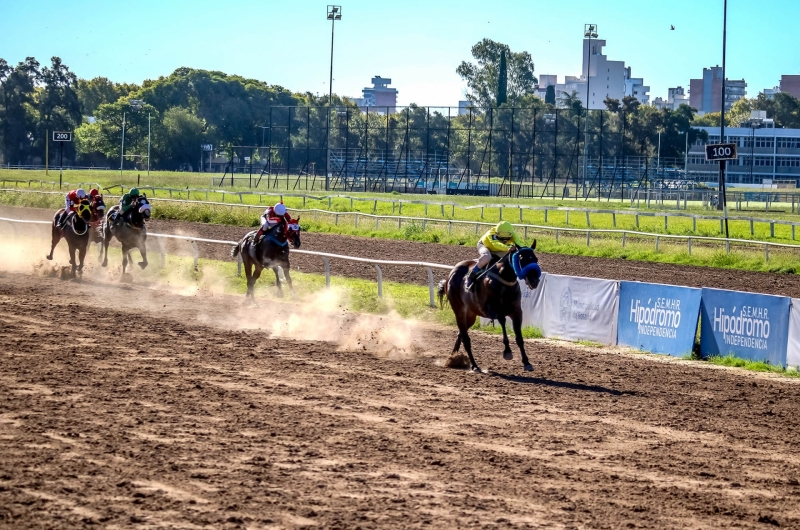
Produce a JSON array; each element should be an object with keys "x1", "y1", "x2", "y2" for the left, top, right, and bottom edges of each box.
[
  {"x1": 147, "y1": 112, "x2": 151, "y2": 178},
  {"x1": 326, "y1": 5, "x2": 342, "y2": 191},
  {"x1": 583, "y1": 24, "x2": 597, "y2": 197},
  {"x1": 718, "y1": 0, "x2": 729, "y2": 239}
]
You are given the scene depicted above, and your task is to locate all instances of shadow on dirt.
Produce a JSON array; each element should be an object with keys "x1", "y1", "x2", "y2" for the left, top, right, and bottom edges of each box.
[{"x1": 488, "y1": 372, "x2": 629, "y2": 395}]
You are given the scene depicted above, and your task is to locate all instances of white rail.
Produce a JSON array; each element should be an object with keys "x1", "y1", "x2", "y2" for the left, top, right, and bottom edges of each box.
[
  {"x1": 0, "y1": 217, "x2": 451, "y2": 307},
  {"x1": 3, "y1": 186, "x2": 800, "y2": 244}
]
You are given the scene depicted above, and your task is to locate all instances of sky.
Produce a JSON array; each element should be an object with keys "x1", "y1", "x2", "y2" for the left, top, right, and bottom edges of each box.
[{"x1": 2, "y1": 0, "x2": 799, "y2": 107}]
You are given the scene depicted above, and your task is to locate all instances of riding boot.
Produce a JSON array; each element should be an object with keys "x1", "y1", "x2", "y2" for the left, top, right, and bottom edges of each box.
[
  {"x1": 466, "y1": 265, "x2": 481, "y2": 290},
  {"x1": 254, "y1": 227, "x2": 265, "y2": 243}
]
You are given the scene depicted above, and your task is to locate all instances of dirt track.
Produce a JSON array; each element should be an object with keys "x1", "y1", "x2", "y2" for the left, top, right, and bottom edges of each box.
[
  {"x1": 2, "y1": 269, "x2": 800, "y2": 528},
  {"x1": 3, "y1": 204, "x2": 800, "y2": 297}
]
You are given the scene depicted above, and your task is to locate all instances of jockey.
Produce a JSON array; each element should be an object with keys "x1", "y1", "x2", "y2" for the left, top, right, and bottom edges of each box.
[
  {"x1": 113, "y1": 188, "x2": 141, "y2": 222},
  {"x1": 254, "y1": 201, "x2": 291, "y2": 241},
  {"x1": 466, "y1": 221, "x2": 525, "y2": 289},
  {"x1": 88, "y1": 188, "x2": 104, "y2": 220},
  {"x1": 58, "y1": 188, "x2": 87, "y2": 226}
]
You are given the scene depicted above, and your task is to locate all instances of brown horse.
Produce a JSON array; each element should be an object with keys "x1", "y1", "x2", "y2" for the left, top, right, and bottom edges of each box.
[
  {"x1": 438, "y1": 243, "x2": 542, "y2": 373},
  {"x1": 101, "y1": 195, "x2": 151, "y2": 274},
  {"x1": 231, "y1": 217, "x2": 301, "y2": 301},
  {"x1": 46, "y1": 198, "x2": 93, "y2": 278}
]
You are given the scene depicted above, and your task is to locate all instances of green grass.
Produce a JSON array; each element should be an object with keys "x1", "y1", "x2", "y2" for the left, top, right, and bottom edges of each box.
[
  {"x1": 576, "y1": 340, "x2": 604, "y2": 348},
  {"x1": 706, "y1": 354, "x2": 800, "y2": 378},
  {"x1": 471, "y1": 322, "x2": 544, "y2": 339}
]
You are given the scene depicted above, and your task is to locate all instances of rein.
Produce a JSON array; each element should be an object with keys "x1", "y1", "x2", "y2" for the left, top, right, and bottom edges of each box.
[{"x1": 70, "y1": 215, "x2": 89, "y2": 236}]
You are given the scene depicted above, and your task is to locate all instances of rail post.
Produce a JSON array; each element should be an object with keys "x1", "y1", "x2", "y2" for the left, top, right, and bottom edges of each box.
[
  {"x1": 518, "y1": 207, "x2": 522, "y2": 222},
  {"x1": 750, "y1": 219, "x2": 754, "y2": 236},
  {"x1": 622, "y1": 232, "x2": 626, "y2": 248},
  {"x1": 612, "y1": 212, "x2": 616, "y2": 228},
  {"x1": 555, "y1": 229, "x2": 559, "y2": 244},
  {"x1": 323, "y1": 257, "x2": 331, "y2": 288},
  {"x1": 655, "y1": 236, "x2": 660, "y2": 252},
  {"x1": 770, "y1": 222, "x2": 775, "y2": 238},
  {"x1": 374, "y1": 264, "x2": 383, "y2": 298},
  {"x1": 586, "y1": 231, "x2": 590, "y2": 246},
  {"x1": 688, "y1": 238, "x2": 692, "y2": 255},
  {"x1": 499, "y1": 207, "x2": 503, "y2": 220},
  {"x1": 635, "y1": 214, "x2": 639, "y2": 228},
  {"x1": 765, "y1": 244, "x2": 770, "y2": 262},
  {"x1": 426, "y1": 267, "x2": 435, "y2": 308},
  {"x1": 726, "y1": 240, "x2": 730, "y2": 254},
  {"x1": 693, "y1": 216, "x2": 697, "y2": 232},
  {"x1": 585, "y1": 211, "x2": 590, "y2": 227},
  {"x1": 664, "y1": 216, "x2": 668, "y2": 231}
]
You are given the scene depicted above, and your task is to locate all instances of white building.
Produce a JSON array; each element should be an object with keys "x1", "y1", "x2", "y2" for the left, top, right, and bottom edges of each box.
[
  {"x1": 580, "y1": 39, "x2": 627, "y2": 109},
  {"x1": 624, "y1": 68, "x2": 650, "y2": 105},
  {"x1": 653, "y1": 86, "x2": 690, "y2": 110}
]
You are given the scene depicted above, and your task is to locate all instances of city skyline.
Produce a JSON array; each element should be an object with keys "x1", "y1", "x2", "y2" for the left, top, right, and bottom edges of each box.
[{"x1": 2, "y1": 0, "x2": 799, "y2": 107}]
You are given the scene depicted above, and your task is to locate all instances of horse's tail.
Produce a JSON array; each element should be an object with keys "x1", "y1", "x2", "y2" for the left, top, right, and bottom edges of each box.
[
  {"x1": 231, "y1": 243, "x2": 241, "y2": 259},
  {"x1": 436, "y1": 279, "x2": 447, "y2": 310}
]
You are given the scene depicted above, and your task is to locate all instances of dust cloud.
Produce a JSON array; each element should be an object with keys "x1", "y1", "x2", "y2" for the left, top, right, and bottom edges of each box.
[{"x1": 0, "y1": 228, "x2": 427, "y2": 359}]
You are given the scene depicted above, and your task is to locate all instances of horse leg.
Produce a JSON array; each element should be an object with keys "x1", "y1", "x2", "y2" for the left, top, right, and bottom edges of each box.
[
  {"x1": 101, "y1": 225, "x2": 111, "y2": 267},
  {"x1": 452, "y1": 333, "x2": 462, "y2": 353},
  {"x1": 68, "y1": 243, "x2": 77, "y2": 278},
  {"x1": 459, "y1": 312, "x2": 480, "y2": 372},
  {"x1": 121, "y1": 246, "x2": 129, "y2": 275},
  {"x1": 243, "y1": 258, "x2": 254, "y2": 298},
  {"x1": 250, "y1": 266, "x2": 263, "y2": 304},
  {"x1": 282, "y1": 267, "x2": 295, "y2": 298},
  {"x1": 77, "y1": 243, "x2": 87, "y2": 279},
  {"x1": 47, "y1": 225, "x2": 62, "y2": 261},
  {"x1": 511, "y1": 309, "x2": 533, "y2": 372},
  {"x1": 273, "y1": 266, "x2": 283, "y2": 298},
  {"x1": 137, "y1": 239, "x2": 148, "y2": 269},
  {"x1": 499, "y1": 317, "x2": 513, "y2": 361}
]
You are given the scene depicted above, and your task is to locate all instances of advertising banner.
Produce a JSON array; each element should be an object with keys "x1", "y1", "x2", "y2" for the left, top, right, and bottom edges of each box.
[
  {"x1": 700, "y1": 288, "x2": 790, "y2": 365},
  {"x1": 786, "y1": 299, "x2": 800, "y2": 368},
  {"x1": 617, "y1": 282, "x2": 701, "y2": 356},
  {"x1": 479, "y1": 273, "x2": 547, "y2": 329},
  {"x1": 541, "y1": 274, "x2": 619, "y2": 345}
]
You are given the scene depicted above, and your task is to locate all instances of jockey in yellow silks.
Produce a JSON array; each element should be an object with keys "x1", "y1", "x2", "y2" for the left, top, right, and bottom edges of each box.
[{"x1": 466, "y1": 221, "x2": 525, "y2": 288}]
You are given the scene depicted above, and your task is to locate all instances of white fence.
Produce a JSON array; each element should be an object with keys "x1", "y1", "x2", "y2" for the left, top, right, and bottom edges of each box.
[{"x1": 0, "y1": 217, "x2": 451, "y2": 307}]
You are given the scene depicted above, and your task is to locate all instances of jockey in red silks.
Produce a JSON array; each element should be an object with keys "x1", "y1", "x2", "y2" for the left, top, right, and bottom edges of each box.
[
  {"x1": 58, "y1": 188, "x2": 87, "y2": 226},
  {"x1": 254, "y1": 201, "x2": 292, "y2": 241}
]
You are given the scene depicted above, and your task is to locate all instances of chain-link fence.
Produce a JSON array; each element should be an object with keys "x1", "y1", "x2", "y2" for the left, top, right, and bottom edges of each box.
[{"x1": 214, "y1": 106, "x2": 693, "y2": 197}]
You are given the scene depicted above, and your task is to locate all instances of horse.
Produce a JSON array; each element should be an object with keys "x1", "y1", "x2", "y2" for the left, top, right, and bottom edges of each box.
[
  {"x1": 437, "y1": 243, "x2": 542, "y2": 373},
  {"x1": 101, "y1": 194, "x2": 151, "y2": 274},
  {"x1": 231, "y1": 217, "x2": 301, "y2": 301},
  {"x1": 88, "y1": 193, "x2": 106, "y2": 259},
  {"x1": 46, "y1": 198, "x2": 93, "y2": 278}
]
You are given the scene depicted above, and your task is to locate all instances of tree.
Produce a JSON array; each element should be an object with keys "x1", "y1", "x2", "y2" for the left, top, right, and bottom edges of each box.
[
  {"x1": 0, "y1": 57, "x2": 40, "y2": 165},
  {"x1": 603, "y1": 97, "x2": 621, "y2": 112},
  {"x1": 456, "y1": 39, "x2": 536, "y2": 108},
  {"x1": 544, "y1": 85, "x2": 556, "y2": 106},
  {"x1": 755, "y1": 92, "x2": 800, "y2": 128},
  {"x1": 76, "y1": 77, "x2": 139, "y2": 116},
  {"x1": 558, "y1": 90, "x2": 583, "y2": 112},
  {"x1": 35, "y1": 57, "x2": 82, "y2": 162},
  {"x1": 497, "y1": 50, "x2": 507, "y2": 106},
  {"x1": 157, "y1": 107, "x2": 208, "y2": 170}
]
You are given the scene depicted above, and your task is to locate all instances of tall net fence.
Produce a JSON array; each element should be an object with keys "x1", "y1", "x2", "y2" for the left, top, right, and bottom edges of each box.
[{"x1": 217, "y1": 106, "x2": 690, "y2": 197}]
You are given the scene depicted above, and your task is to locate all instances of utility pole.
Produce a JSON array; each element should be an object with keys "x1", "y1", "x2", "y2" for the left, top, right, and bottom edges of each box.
[
  {"x1": 326, "y1": 5, "x2": 342, "y2": 191},
  {"x1": 583, "y1": 24, "x2": 598, "y2": 195},
  {"x1": 718, "y1": 0, "x2": 729, "y2": 239},
  {"x1": 120, "y1": 112, "x2": 126, "y2": 178}
]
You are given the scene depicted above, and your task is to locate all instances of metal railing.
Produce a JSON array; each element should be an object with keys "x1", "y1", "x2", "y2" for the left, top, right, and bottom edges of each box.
[{"x1": 0, "y1": 217, "x2": 451, "y2": 307}]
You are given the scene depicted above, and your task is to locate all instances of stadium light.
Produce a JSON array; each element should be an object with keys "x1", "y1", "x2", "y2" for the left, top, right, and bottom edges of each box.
[
  {"x1": 326, "y1": 5, "x2": 343, "y2": 191},
  {"x1": 583, "y1": 24, "x2": 599, "y2": 190}
]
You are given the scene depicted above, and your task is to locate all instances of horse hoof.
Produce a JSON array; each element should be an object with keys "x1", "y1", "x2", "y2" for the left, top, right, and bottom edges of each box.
[
  {"x1": 138, "y1": 262, "x2": 147, "y2": 269},
  {"x1": 101, "y1": 261, "x2": 108, "y2": 268},
  {"x1": 471, "y1": 366, "x2": 482, "y2": 373},
  {"x1": 503, "y1": 351, "x2": 513, "y2": 361},
  {"x1": 46, "y1": 255, "x2": 53, "y2": 261},
  {"x1": 524, "y1": 364, "x2": 534, "y2": 372}
]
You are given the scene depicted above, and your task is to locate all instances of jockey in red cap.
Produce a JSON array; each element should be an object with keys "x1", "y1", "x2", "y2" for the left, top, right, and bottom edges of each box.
[
  {"x1": 58, "y1": 188, "x2": 87, "y2": 226},
  {"x1": 254, "y1": 201, "x2": 291, "y2": 241}
]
